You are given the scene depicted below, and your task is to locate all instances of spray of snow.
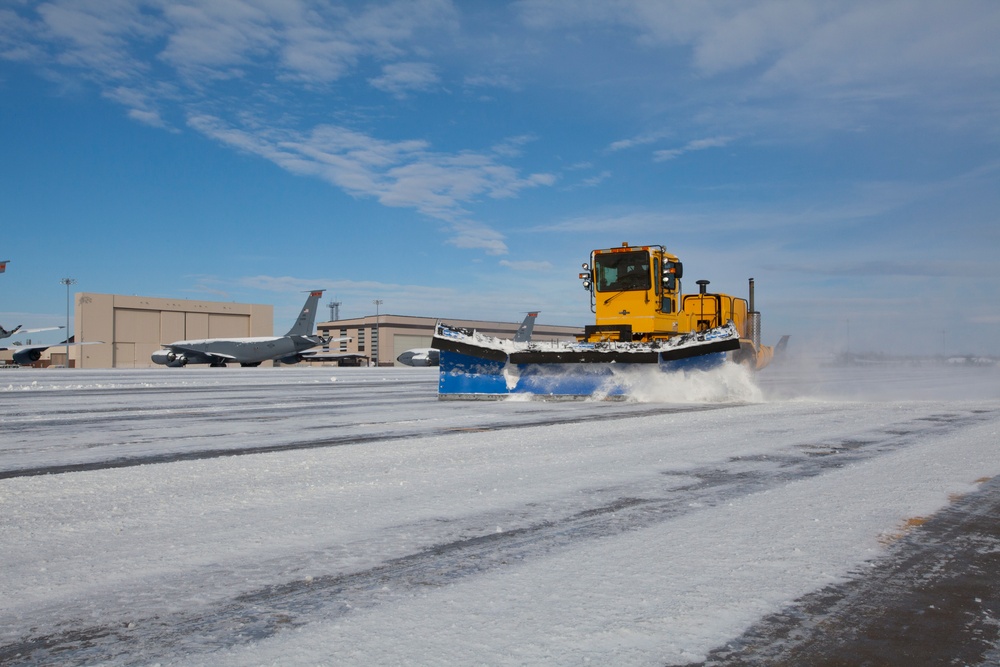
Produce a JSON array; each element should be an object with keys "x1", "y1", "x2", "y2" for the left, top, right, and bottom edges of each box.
[
  {"x1": 500, "y1": 362, "x2": 763, "y2": 403},
  {"x1": 592, "y1": 362, "x2": 763, "y2": 403}
]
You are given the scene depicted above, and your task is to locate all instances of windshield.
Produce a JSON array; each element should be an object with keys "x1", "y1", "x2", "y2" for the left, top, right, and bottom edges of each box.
[{"x1": 594, "y1": 250, "x2": 651, "y2": 292}]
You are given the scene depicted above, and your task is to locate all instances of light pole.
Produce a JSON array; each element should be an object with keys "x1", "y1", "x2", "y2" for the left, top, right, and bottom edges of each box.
[
  {"x1": 372, "y1": 299, "x2": 383, "y2": 366},
  {"x1": 60, "y1": 278, "x2": 76, "y2": 368}
]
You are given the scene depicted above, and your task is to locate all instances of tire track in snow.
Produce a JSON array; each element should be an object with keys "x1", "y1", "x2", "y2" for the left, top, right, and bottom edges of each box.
[
  {"x1": 0, "y1": 403, "x2": 725, "y2": 480},
  {"x1": 3, "y1": 407, "x2": 995, "y2": 666}
]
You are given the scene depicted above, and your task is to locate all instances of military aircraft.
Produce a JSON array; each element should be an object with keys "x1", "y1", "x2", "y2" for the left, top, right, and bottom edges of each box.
[
  {"x1": 1, "y1": 338, "x2": 102, "y2": 366},
  {"x1": 396, "y1": 311, "x2": 538, "y2": 367},
  {"x1": 151, "y1": 290, "x2": 336, "y2": 367}
]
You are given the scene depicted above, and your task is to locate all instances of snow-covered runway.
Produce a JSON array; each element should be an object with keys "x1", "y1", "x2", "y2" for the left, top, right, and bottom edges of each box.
[{"x1": 1, "y1": 362, "x2": 998, "y2": 665}]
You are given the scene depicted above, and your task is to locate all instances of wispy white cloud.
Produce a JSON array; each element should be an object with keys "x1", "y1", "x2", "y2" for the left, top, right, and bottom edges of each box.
[
  {"x1": 446, "y1": 222, "x2": 509, "y2": 255},
  {"x1": 653, "y1": 135, "x2": 733, "y2": 162},
  {"x1": 607, "y1": 130, "x2": 672, "y2": 153},
  {"x1": 463, "y1": 72, "x2": 520, "y2": 92},
  {"x1": 579, "y1": 170, "x2": 611, "y2": 188},
  {"x1": 0, "y1": 9, "x2": 43, "y2": 62},
  {"x1": 529, "y1": 210, "x2": 694, "y2": 235},
  {"x1": 35, "y1": 0, "x2": 161, "y2": 78},
  {"x1": 126, "y1": 107, "x2": 169, "y2": 128},
  {"x1": 369, "y1": 61, "x2": 440, "y2": 98},
  {"x1": 155, "y1": 0, "x2": 456, "y2": 84},
  {"x1": 609, "y1": 131, "x2": 734, "y2": 162},
  {"x1": 186, "y1": 114, "x2": 557, "y2": 253},
  {"x1": 491, "y1": 134, "x2": 536, "y2": 158},
  {"x1": 560, "y1": 169, "x2": 611, "y2": 191},
  {"x1": 499, "y1": 259, "x2": 554, "y2": 271}
]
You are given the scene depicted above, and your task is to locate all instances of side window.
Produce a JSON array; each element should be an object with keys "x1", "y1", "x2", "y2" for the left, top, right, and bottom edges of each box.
[{"x1": 597, "y1": 263, "x2": 619, "y2": 291}]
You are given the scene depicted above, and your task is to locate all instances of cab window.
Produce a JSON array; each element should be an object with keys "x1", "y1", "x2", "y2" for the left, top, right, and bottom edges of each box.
[{"x1": 594, "y1": 251, "x2": 651, "y2": 292}]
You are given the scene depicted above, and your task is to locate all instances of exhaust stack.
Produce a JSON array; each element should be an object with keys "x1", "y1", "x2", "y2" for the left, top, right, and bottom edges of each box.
[{"x1": 748, "y1": 278, "x2": 761, "y2": 349}]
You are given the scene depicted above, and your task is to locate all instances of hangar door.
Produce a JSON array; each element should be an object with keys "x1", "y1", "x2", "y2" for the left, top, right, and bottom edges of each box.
[
  {"x1": 208, "y1": 314, "x2": 250, "y2": 338},
  {"x1": 114, "y1": 308, "x2": 161, "y2": 368}
]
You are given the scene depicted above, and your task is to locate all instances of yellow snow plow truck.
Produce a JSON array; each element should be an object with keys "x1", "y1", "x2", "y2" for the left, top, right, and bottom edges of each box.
[
  {"x1": 432, "y1": 242, "x2": 785, "y2": 399},
  {"x1": 577, "y1": 242, "x2": 778, "y2": 370}
]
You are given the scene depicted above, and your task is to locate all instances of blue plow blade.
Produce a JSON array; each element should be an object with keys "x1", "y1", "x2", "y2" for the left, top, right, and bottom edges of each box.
[{"x1": 437, "y1": 349, "x2": 727, "y2": 400}]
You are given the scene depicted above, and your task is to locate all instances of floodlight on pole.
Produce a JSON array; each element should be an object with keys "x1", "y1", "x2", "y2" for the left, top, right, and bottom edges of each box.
[
  {"x1": 60, "y1": 278, "x2": 76, "y2": 368},
  {"x1": 372, "y1": 299, "x2": 383, "y2": 366},
  {"x1": 327, "y1": 300, "x2": 341, "y2": 321}
]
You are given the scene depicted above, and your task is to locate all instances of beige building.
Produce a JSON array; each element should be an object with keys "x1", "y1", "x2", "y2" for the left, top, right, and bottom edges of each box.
[
  {"x1": 317, "y1": 314, "x2": 583, "y2": 366},
  {"x1": 72, "y1": 293, "x2": 272, "y2": 368}
]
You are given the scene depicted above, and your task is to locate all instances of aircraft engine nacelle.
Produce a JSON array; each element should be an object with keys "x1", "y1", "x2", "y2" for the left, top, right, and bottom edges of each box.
[
  {"x1": 13, "y1": 348, "x2": 43, "y2": 365},
  {"x1": 278, "y1": 354, "x2": 304, "y2": 365},
  {"x1": 151, "y1": 349, "x2": 187, "y2": 367},
  {"x1": 397, "y1": 349, "x2": 439, "y2": 367}
]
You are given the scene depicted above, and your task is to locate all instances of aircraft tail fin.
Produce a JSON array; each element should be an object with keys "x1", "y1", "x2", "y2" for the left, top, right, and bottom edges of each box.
[
  {"x1": 513, "y1": 311, "x2": 539, "y2": 343},
  {"x1": 774, "y1": 335, "x2": 791, "y2": 358},
  {"x1": 286, "y1": 290, "x2": 325, "y2": 337}
]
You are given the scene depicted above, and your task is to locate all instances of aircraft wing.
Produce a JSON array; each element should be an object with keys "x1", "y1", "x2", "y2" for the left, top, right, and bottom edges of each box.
[
  {"x1": 2, "y1": 341, "x2": 103, "y2": 365},
  {"x1": 164, "y1": 344, "x2": 239, "y2": 361},
  {"x1": 1, "y1": 324, "x2": 65, "y2": 340},
  {"x1": 297, "y1": 335, "x2": 355, "y2": 355},
  {"x1": 21, "y1": 326, "x2": 65, "y2": 335},
  {"x1": 300, "y1": 350, "x2": 356, "y2": 358},
  {"x1": 0, "y1": 341, "x2": 100, "y2": 352},
  {"x1": 310, "y1": 336, "x2": 351, "y2": 347},
  {"x1": 298, "y1": 351, "x2": 368, "y2": 361}
]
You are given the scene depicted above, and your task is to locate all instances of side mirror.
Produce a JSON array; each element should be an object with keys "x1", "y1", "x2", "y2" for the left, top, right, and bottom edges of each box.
[{"x1": 663, "y1": 261, "x2": 682, "y2": 290}]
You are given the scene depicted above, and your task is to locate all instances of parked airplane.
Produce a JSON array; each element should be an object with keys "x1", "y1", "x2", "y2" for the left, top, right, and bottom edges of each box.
[
  {"x1": 151, "y1": 290, "x2": 335, "y2": 367},
  {"x1": 1, "y1": 324, "x2": 64, "y2": 341},
  {"x1": 1, "y1": 337, "x2": 102, "y2": 366},
  {"x1": 396, "y1": 311, "x2": 539, "y2": 367}
]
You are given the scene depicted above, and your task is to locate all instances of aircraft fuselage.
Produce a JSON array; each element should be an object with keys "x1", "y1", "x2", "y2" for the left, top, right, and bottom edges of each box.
[
  {"x1": 152, "y1": 290, "x2": 327, "y2": 367},
  {"x1": 153, "y1": 335, "x2": 321, "y2": 366}
]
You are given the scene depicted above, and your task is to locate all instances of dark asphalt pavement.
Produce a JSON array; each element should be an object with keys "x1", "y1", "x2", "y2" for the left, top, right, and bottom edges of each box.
[{"x1": 680, "y1": 475, "x2": 1000, "y2": 666}]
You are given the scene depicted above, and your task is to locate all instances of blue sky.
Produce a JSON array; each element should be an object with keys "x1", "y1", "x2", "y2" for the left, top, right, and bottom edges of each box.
[{"x1": 2, "y1": 0, "x2": 999, "y2": 356}]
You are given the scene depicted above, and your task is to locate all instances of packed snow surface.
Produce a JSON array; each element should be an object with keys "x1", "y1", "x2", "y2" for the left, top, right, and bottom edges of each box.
[{"x1": 1, "y1": 360, "x2": 998, "y2": 665}]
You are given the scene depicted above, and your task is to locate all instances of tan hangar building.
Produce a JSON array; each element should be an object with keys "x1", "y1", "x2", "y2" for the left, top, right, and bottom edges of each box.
[{"x1": 35, "y1": 293, "x2": 273, "y2": 369}]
